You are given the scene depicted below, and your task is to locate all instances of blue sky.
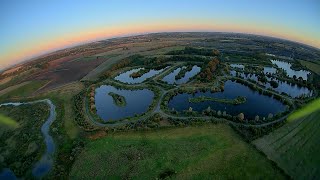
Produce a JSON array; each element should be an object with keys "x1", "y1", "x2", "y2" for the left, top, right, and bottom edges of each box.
[{"x1": 0, "y1": 0, "x2": 319, "y2": 69}]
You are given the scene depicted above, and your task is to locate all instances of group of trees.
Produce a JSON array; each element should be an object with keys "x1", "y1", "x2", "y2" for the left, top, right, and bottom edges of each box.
[
  {"x1": 88, "y1": 86, "x2": 96, "y2": 112},
  {"x1": 199, "y1": 57, "x2": 220, "y2": 81},
  {"x1": 72, "y1": 90, "x2": 96, "y2": 131},
  {"x1": 166, "y1": 47, "x2": 220, "y2": 57}
]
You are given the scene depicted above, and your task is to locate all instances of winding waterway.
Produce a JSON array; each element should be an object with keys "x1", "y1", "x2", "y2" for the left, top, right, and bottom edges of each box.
[{"x1": 0, "y1": 99, "x2": 56, "y2": 179}]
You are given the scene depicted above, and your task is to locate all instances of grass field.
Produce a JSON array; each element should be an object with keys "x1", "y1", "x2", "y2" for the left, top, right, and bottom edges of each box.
[
  {"x1": 253, "y1": 110, "x2": 320, "y2": 179},
  {"x1": 0, "y1": 81, "x2": 47, "y2": 101},
  {"x1": 70, "y1": 124, "x2": 285, "y2": 179},
  {"x1": 299, "y1": 60, "x2": 320, "y2": 75}
]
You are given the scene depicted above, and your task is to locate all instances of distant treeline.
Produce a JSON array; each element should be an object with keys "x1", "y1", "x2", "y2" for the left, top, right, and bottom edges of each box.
[{"x1": 166, "y1": 47, "x2": 220, "y2": 56}]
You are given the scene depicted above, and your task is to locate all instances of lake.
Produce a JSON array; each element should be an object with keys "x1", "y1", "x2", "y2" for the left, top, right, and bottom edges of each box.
[
  {"x1": 168, "y1": 80, "x2": 287, "y2": 120},
  {"x1": 271, "y1": 60, "x2": 310, "y2": 80},
  {"x1": 230, "y1": 70, "x2": 313, "y2": 98},
  {"x1": 95, "y1": 85, "x2": 154, "y2": 121}
]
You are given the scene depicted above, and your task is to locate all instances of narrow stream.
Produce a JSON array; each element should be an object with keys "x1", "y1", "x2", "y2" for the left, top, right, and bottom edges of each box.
[{"x1": 0, "y1": 99, "x2": 56, "y2": 179}]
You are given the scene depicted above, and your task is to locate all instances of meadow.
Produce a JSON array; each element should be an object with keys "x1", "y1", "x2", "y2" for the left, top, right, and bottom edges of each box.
[{"x1": 70, "y1": 124, "x2": 286, "y2": 179}]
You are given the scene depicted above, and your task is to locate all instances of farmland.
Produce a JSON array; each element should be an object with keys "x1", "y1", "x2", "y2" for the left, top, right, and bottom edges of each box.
[
  {"x1": 0, "y1": 81, "x2": 47, "y2": 101},
  {"x1": 253, "y1": 109, "x2": 320, "y2": 179},
  {"x1": 299, "y1": 60, "x2": 320, "y2": 75},
  {"x1": 70, "y1": 124, "x2": 286, "y2": 179}
]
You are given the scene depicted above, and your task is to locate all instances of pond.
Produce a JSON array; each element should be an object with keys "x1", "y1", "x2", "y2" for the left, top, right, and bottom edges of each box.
[
  {"x1": 162, "y1": 65, "x2": 201, "y2": 84},
  {"x1": 271, "y1": 60, "x2": 310, "y2": 80},
  {"x1": 115, "y1": 67, "x2": 166, "y2": 84},
  {"x1": 230, "y1": 64, "x2": 244, "y2": 70},
  {"x1": 230, "y1": 70, "x2": 313, "y2": 98},
  {"x1": 263, "y1": 67, "x2": 277, "y2": 74},
  {"x1": 168, "y1": 80, "x2": 286, "y2": 120},
  {"x1": 95, "y1": 85, "x2": 154, "y2": 121}
]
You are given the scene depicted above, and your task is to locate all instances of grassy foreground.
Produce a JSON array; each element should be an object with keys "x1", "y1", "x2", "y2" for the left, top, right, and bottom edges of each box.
[
  {"x1": 70, "y1": 124, "x2": 285, "y2": 179},
  {"x1": 253, "y1": 110, "x2": 320, "y2": 179}
]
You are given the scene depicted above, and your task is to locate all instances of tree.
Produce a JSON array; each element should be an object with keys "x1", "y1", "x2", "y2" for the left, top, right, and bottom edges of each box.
[
  {"x1": 238, "y1": 113, "x2": 244, "y2": 121},
  {"x1": 270, "y1": 80, "x2": 279, "y2": 88},
  {"x1": 90, "y1": 104, "x2": 96, "y2": 111},
  {"x1": 293, "y1": 75, "x2": 297, "y2": 80},
  {"x1": 217, "y1": 110, "x2": 222, "y2": 116},
  {"x1": 223, "y1": 111, "x2": 227, "y2": 116},
  {"x1": 212, "y1": 49, "x2": 220, "y2": 56}
]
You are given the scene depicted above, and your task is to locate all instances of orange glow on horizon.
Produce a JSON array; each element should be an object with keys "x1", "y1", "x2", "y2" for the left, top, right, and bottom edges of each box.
[{"x1": 1, "y1": 19, "x2": 319, "y2": 69}]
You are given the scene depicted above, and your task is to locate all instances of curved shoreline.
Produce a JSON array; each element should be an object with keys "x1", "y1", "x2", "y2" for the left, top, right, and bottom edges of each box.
[{"x1": 0, "y1": 99, "x2": 56, "y2": 179}]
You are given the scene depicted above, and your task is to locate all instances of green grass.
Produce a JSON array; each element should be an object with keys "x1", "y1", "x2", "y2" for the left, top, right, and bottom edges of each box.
[
  {"x1": 288, "y1": 98, "x2": 320, "y2": 122},
  {"x1": 253, "y1": 110, "x2": 320, "y2": 179},
  {"x1": 0, "y1": 114, "x2": 19, "y2": 128},
  {"x1": 299, "y1": 60, "x2": 320, "y2": 75},
  {"x1": 70, "y1": 124, "x2": 285, "y2": 179}
]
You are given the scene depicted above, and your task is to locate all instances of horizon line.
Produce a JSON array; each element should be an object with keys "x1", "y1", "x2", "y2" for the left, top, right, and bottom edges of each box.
[{"x1": 2, "y1": 30, "x2": 319, "y2": 72}]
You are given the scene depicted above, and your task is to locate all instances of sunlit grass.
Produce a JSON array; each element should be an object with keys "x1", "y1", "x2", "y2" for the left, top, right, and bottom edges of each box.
[
  {"x1": 288, "y1": 98, "x2": 320, "y2": 122},
  {"x1": 0, "y1": 114, "x2": 19, "y2": 128}
]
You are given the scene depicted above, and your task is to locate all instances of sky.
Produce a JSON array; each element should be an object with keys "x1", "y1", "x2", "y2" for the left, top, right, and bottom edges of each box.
[{"x1": 0, "y1": 0, "x2": 319, "y2": 70}]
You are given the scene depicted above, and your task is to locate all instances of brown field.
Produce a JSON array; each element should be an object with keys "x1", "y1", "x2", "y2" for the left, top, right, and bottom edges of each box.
[
  {"x1": 0, "y1": 76, "x2": 13, "y2": 85},
  {"x1": 26, "y1": 55, "x2": 105, "y2": 91},
  {"x1": 1, "y1": 65, "x2": 21, "y2": 75}
]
